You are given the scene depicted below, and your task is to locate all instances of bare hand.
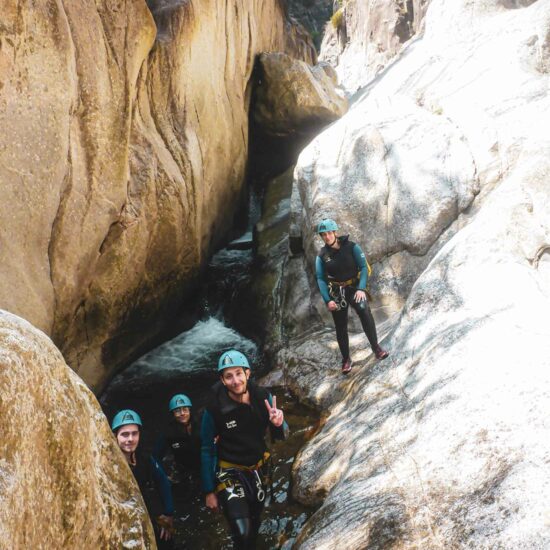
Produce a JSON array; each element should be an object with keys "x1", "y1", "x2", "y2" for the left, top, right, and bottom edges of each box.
[
  {"x1": 327, "y1": 300, "x2": 338, "y2": 311},
  {"x1": 264, "y1": 396, "x2": 284, "y2": 427},
  {"x1": 354, "y1": 290, "x2": 366, "y2": 303},
  {"x1": 156, "y1": 515, "x2": 174, "y2": 540},
  {"x1": 206, "y1": 492, "x2": 219, "y2": 512}
]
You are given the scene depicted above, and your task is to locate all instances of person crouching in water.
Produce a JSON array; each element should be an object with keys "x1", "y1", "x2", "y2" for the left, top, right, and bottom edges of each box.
[
  {"x1": 315, "y1": 218, "x2": 389, "y2": 374},
  {"x1": 201, "y1": 350, "x2": 287, "y2": 549},
  {"x1": 111, "y1": 409, "x2": 174, "y2": 548},
  {"x1": 153, "y1": 394, "x2": 201, "y2": 516}
]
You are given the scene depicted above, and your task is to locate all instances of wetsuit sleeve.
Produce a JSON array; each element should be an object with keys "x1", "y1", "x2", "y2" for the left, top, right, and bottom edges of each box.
[
  {"x1": 149, "y1": 456, "x2": 174, "y2": 516},
  {"x1": 152, "y1": 434, "x2": 168, "y2": 463},
  {"x1": 315, "y1": 256, "x2": 331, "y2": 303},
  {"x1": 267, "y1": 393, "x2": 288, "y2": 441},
  {"x1": 352, "y1": 243, "x2": 368, "y2": 290},
  {"x1": 200, "y1": 410, "x2": 218, "y2": 494}
]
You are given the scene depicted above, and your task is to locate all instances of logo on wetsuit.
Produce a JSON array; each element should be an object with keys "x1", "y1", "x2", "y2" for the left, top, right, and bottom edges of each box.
[
  {"x1": 226, "y1": 420, "x2": 237, "y2": 429},
  {"x1": 172, "y1": 442, "x2": 181, "y2": 449}
]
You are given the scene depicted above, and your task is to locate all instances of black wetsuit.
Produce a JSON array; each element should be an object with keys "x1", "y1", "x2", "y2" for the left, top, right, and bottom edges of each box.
[
  {"x1": 154, "y1": 418, "x2": 201, "y2": 472},
  {"x1": 316, "y1": 235, "x2": 379, "y2": 361},
  {"x1": 154, "y1": 418, "x2": 201, "y2": 518},
  {"x1": 201, "y1": 381, "x2": 286, "y2": 549},
  {"x1": 130, "y1": 450, "x2": 174, "y2": 549}
]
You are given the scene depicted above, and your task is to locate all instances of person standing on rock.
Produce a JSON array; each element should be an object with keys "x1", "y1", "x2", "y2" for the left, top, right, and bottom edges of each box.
[
  {"x1": 201, "y1": 350, "x2": 287, "y2": 550},
  {"x1": 111, "y1": 409, "x2": 175, "y2": 549},
  {"x1": 315, "y1": 218, "x2": 389, "y2": 374},
  {"x1": 153, "y1": 394, "x2": 201, "y2": 519}
]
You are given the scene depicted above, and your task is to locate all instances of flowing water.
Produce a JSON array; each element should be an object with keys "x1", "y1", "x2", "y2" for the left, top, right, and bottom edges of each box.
[{"x1": 101, "y1": 242, "x2": 320, "y2": 549}]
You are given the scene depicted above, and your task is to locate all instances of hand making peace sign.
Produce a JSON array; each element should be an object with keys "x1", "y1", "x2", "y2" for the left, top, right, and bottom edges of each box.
[{"x1": 264, "y1": 396, "x2": 284, "y2": 427}]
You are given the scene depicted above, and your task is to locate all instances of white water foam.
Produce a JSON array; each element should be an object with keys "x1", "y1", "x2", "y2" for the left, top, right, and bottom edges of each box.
[{"x1": 108, "y1": 317, "x2": 257, "y2": 390}]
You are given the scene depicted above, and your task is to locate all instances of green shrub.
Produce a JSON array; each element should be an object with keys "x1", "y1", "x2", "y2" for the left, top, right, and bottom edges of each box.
[{"x1": 331, "y1": 8, "x2": 344, "y2": 29}]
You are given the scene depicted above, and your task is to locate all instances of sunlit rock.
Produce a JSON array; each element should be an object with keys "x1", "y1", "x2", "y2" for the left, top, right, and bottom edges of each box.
[
  {"x1": 296, "y1": 0, "x2": 550, "y2": 315},
  {"x1": 253, "y1": 52, "x2": 348, "y2": 136},
  {"x1": 321, "y1": 0, "x2": 430, "y2": 92},
  {"x1": 282, "y1": 1, "x2": 550, "y2": 548},
  {"x1": 0, "y1": 310, "x2": 154, "y2": 548}
]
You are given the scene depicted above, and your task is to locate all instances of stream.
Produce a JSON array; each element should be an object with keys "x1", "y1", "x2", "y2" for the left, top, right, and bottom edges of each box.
[{"x1": 101, "y1": 238, "x2": 319, "y2": 549}]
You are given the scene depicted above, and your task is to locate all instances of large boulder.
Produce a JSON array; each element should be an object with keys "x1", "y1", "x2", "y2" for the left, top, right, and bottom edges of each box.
[
  {"x1": 0, "y1": 310, "x2": 154, "y2": 548},
  {"x1": 278, "y1": 0, "x2": 550, "y2": 547},
  {"x1": 253, "y1": 52, "x2": 348, "y2": 136},
  {"x1": 0, "y1": 0, "x2": 315, "y2": 391}
]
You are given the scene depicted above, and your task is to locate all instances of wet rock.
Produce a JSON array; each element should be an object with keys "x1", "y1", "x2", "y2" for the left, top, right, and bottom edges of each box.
[
  {"x1": 0, "y1": 310, "x2": 154, "y2": 548},
  {"x1": 253, "y1": 52, "x2": 348, "y2": 137},
  {"x1": 249, "y1": 167, "x2": 295, "y2": 349},
  {"x1": 0, "y1": 0, "x2": 315, "y2": 391}
]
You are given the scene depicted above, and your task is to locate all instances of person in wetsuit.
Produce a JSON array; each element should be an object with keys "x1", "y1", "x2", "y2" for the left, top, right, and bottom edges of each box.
[
  {"x1": 111, "y1": 409, "x2": 175, "y2": 549},
  {"x1": 153, "y1": 393, "x2": 201, "y2": 519},
  {"x1": 315, "y1": 218, "x2": 389, "y2": 374},
  {"x1": 201, "y1": 350, "x2": 287, "y2": 550}
]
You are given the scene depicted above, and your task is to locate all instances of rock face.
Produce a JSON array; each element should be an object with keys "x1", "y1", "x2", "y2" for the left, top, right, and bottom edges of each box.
[
  {"x1": 277, "y1": 0, "x2": 550, "y2": 548},
  {"x1": 0, "y1": 310, "x2": 154, "y2": 548},
  {"x1": 285, "y1": 0, "x2": 334, "y2": 49},
  {"x1": 0, "y1": 0, "x2": 314, "y2": 391},
  {"x1": 254, "y1": 52, "x2": 348, "y2": 136},
  {"x1": 321, "y1": 0, "x2": 431, "y2": 91}
]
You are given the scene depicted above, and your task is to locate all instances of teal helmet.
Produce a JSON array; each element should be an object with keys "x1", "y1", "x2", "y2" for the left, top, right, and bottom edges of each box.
[
  {"x1": 317, "y1": 218, "x2": 339, "y2": 234},
  {"x1": 111, "y1": 409, "x2": 142, "y2": 432},
  {"x1": 218, "y1": 349, "x2": 250, "y2": 372},
  {"x1": 169, "y1": 393, "x2": 193, "y2": 412}
]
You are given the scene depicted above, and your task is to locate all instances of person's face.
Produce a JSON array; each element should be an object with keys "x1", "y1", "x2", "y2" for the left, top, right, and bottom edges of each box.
[
  {"x1": 320, "y1": 230, "x2": 337, "y2": 247},
  {"x1": 116, "y1": 424, "x2": 140, "y2": 455},
  {"x1": 221, "y1": 366, "x2": 250, "y2": 396},
  {"x1": 172, "y1": 406, "x2": 191, "y2": 425}
]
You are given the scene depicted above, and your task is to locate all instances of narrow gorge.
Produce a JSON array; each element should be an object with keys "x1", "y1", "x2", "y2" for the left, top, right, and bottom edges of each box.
[{"x1": 1, "y1": 0, "x2": 549, "y2": 549}]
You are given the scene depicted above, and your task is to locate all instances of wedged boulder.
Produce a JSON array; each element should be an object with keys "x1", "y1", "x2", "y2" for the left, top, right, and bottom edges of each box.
[
  {"x1": 0, "y1": 310, "x2": 154, "y2": 548},
  {"x1": 253, "y1": 52, "x2": 348, "y2": 136},
  {"x1": 0, "y1": 0, "x2": 315, "y2": 391}
]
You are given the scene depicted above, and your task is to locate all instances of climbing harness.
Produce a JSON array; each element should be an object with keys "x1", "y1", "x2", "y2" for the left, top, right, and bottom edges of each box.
[
  {"x1": 329, "y1": 283, "x2": 348, "y2": 310},
  {"x1": 215, "y1": 452, "x2": 272, "y2": 505}
]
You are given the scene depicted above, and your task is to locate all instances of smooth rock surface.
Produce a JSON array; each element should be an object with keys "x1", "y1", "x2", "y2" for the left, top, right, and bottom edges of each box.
[
  {"x1": 291, "y1": 154, "x2": 550, "y2": 550},
  {"x1": 296, "y1": 0, "x2": 550, "y2": 315},
  {"x1": 280, "y1": 0, "x2": 550, "y2": 548},
  {"x1": 254, "y1": 52, "x2": 348, "y2": 136},
  {"x1": 0, "y1": 0, "x2": 314, "y2": 391},
  {"x1": 0, "y1": 310, "x2": 154, "y2": 548},
  {"x1": 321, "y1": 0, "x2": 430, "y2": 92}
]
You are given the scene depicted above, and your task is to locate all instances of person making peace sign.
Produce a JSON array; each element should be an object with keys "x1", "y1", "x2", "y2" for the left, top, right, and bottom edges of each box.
[{"x1": 200, "y1": 350, "x2": 287, "y2": 549}]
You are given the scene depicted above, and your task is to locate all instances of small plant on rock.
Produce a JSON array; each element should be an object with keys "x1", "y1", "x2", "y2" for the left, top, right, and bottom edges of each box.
[{"x1": 331, "y1": 8, "x2": 344, "y2": 29}]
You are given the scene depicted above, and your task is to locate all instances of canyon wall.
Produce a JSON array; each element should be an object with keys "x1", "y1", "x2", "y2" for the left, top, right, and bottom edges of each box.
[{"x1": 0, "y1": 0, "x2": 314, "y2": 390}]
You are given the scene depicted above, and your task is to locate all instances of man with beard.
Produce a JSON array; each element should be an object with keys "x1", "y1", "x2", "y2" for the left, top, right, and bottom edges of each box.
[
  {"x1": 201, "y1": 350, "x2": 286, "y2": 549},
  {"x1": 112, "y1": 409, "x2": 174, "y2": 548}
]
